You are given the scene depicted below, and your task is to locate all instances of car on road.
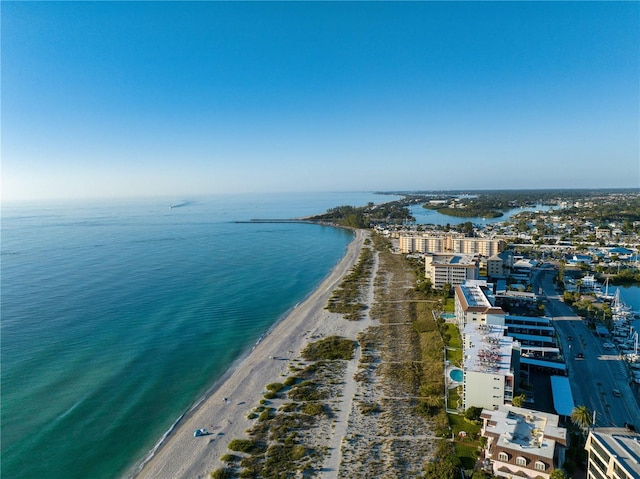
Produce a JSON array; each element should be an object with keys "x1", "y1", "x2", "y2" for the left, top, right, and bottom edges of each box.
[
  {"x1": 568, "y1": 336, "x2": 573, "y2": 341},
  {"x1": 612, "y1": 389, "x2": 621, "y2": 397},
  {"x1": 575, "y1": 353, "x2": 584, "y2": 359}
]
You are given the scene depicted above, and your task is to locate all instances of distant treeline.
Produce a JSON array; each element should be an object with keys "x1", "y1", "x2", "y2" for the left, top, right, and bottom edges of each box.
[
  {"x1": 312, "y1": 189, "x2": 640, "y2": 227},
  {"x1": 419, "y1": 189, "x2": 640, "y2": 223},
  {"x1": 422, "y1": 204, "x2": 504, "y2": 218},
  {"x1": 609, "y1": 269, "x2": 640, "y2": 285},
  {"x1": 309, "y1": 201, "x2": 413, "y2": 227}
]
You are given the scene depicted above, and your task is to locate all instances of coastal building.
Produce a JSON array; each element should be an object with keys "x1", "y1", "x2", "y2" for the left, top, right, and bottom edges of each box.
[
  {"x1": 456, "y1": 281, "x2": 563, "y2": 367},
  {"x1": 454, "y1": 280, "x2": 506, "y2": 330},
  {"x1": 451, "y1": 236, "x2": 505, "y2": 256},
  {"x1": 585, "y1": 428, "x2": 640, "y2": 479},
  {"x1": 425, "y1": 253, "x2": 479, "y2": 289},
  {"x1": 399, "y1": 233, "x2": 448, "y2": 254},
  {"x1": 510, "y1": 258, "x2": 537, "y2": 283},
  {"x1": 504, "y1": 315, "x2": 558, "y2": 358},
  {"x1": 487, "y1": 251, "x2": 515, "y2": 280},
  {"x1": 398, "y1": 232, "x2": 504, "y2": 256},
  {"x1": 481, "y1": 405, "x2": 567, "y2": 479},
  {"x1": 487, "y1": 254, "x2": 505, "y2": 278},
  {"x1": 463, "y1": 323, "x2": 520, "y2": 410}
]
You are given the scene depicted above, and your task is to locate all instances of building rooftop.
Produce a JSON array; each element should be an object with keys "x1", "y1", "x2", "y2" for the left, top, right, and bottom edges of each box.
[
  {"x1": 463, "y1": 323, "x2": 514, "y2": 376},
  {"x1": 589, "y1": 428, "x2": 640, "y2": 478},
  {"x1": 456, "y1": 280, "x2": 505, "y2": 316},
  {"x1": 460, "y1": 282, "x2": 492, "y2": 308},
  {"x1": 428, "y1": 253, "x2": 477, "y2": 266},
  {"x1": 550, "y1": 375, "x2": 574, "y2": 416},
  {"x1": 482, "y1": 405, "x2": 567, "y2": 460}
]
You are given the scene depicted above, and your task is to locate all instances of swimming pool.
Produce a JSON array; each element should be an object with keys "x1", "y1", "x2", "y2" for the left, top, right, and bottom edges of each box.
[
  {"x1": 441, "y1": 313, "x2": 456, "y2": 320},
  {"x1": 449, "y1": 368, "x2": 463, "y2": 382}
]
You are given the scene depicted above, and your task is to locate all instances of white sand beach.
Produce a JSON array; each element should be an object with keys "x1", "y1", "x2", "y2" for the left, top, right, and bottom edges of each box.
[{"x1": 132, "y1": 229, "x2": 370, "y2": 479}]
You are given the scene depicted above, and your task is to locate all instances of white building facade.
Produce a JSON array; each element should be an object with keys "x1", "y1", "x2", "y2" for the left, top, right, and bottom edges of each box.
[
  {"x1": 585, "y1": 428, "x2": 640, "y2": 479},
  {"x1": 425, "y1": 253, "x2": 479, "y2": 289},
  {"x1": 463, "y1": 323, "x2": 519, "y2": 410}
]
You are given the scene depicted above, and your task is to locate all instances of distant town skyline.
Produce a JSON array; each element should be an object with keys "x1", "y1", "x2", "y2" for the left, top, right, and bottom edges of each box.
[{"x1": 2, "y1": 1, "x2": 639, "y2": 201}]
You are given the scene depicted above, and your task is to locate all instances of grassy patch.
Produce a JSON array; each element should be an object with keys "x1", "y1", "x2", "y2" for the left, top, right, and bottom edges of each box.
[
  {"x1": 210, "y1": 468, "x2": 234, "y2": 479},
  {"x1": 447, "y1": 385, "x2": 462, "y2": 410},
  {"x1": 453, "y1": 441, "x2": 481, "y2": 470},
  {"x1": 442, "y1": 297, "x2": 455, "y2": 312},
  {"x1": 258, "y1": 408, "x2": 276, "y2": 422},
  {"x1": 265, "y1": 382, "x2": 285, "y2": 392},
  {"x1": 301, "y1": 402, "x2": 327, "y2": 416},
  {"x1": 220, "y1": 453, "x2": 241, "y2": 463},
  {"x1": 301, "y1": 336, "x2": 355, "y2": 361},
  {"x1": 359, "y1": 401, "x2": 381, "y2": 415},
  {"x1": 287, "y1": 382, "x2": 327, "y2": 402},
  {"x1": 228, "y1": 438, "x2": 266, "y2": 455},
  {"x1": 446, "y1": 323, "x2": 462, "y2": 349},
  {"x1": 448, "y1": 413, "x2": 481, "y2": 436},
  {"x1": 326, "y1": 247, "x2": 373, "y2": 320}
]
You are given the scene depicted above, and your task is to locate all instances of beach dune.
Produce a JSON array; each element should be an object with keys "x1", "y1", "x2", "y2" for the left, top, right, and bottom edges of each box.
[{"x1": 130, "y1": 229, "x2": 368, "y2": 479}]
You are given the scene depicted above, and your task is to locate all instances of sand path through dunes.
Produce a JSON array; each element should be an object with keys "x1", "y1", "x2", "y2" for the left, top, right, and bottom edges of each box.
[{"x1": 320, "y1": 246, "x2": 379, "y2": 477}]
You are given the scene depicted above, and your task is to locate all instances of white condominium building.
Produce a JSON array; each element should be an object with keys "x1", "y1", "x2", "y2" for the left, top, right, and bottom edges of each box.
[
  {"x1": 399, "y1": 234, "x2": 448, "y2": 254},
  {"x1": 454, "y1": 280, "x2": 506, "y2": 330},
  {"x1": 424, "y1": 253, "x2": 478, "y2": 289},
  {"x1": 463, "y1": 323, "x2": 519, "y2": 410},
  {"x1": 399, "y1": 232, "x2": 505, "y2": 255},
  {"x1": 585, "y1": 428, "x2": 640, "y2": 479}
]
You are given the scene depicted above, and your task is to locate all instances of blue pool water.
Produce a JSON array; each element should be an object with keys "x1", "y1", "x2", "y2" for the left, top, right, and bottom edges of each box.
[{"x1": 449, "y1": 369, "x2": 464, "y2": 382}]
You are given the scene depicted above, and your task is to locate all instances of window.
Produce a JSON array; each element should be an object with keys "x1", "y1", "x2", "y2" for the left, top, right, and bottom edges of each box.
[
  {"x1": 498, "y1": 452, "x2": 509, "y2": 462},
  {"x1": 516, "y1": 457, "x2": 527, "y2": 466},
  {"x1": 534, "y1": 461, "x2": 546, "y2": 471}
]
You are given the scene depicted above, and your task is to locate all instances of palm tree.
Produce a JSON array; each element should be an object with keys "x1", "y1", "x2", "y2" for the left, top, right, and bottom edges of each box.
[{"x1": 571, "y1": 405, "x2": 593, "y2": 435}]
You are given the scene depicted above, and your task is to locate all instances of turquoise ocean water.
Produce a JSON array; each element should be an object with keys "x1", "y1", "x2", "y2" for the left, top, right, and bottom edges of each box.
[{"x1": 1, "y1": 192, "x2": 396, "y2": 479}]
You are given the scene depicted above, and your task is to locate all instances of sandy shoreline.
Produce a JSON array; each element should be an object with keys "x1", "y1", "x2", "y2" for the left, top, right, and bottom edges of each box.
[{"x1": 130, "y1": 228, "x2": 368, "y2": 479}]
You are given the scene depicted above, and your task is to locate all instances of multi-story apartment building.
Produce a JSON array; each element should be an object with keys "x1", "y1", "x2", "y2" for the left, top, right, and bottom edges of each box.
[
  {"x1": 487, "y1": 253, "x2": 505, "y2": 278},
  {"x1": 481, "y1": 405, "x2": 567, "y2": 479},
  {"x1": 399, "y1": 232, "x2": 504, "y2": 255},
  {"x1": 425, "y1": 253, "x2": 478, "y2": 289},
  {"x1": 399, "y1": 233, "x2": 448, "y2": 254},
  {"x1": 454, "y1": 280, "x2": 506, "y2": 330},
  {"x1": 585, "y1": 428, "x2": 640, "y2": 479},
  {"x1": 454, "y1": 280, "x2": 566, "y2": 409},
  {"x1": 463, "y1": 323, "x2": 519, "y2": 410},
  {"x1": 450, "y1": 237, "x2": 505, "y2": 256},
  {"x1": 455, "y1": 282, "x2": 557, "y2": 349}
]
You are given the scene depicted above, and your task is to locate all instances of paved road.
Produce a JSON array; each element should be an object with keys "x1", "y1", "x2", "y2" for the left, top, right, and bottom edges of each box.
[{"x1": 534, "y1": 267, "x2": 640, "y2": 428}]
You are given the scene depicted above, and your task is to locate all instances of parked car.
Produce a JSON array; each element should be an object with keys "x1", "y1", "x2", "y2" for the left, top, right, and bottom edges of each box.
[
  {"x1": 575, "y1": 353, "x2": 584, "y2": 359},
  {"x1": 612, "y1": 389, "x2": 621, "y2": 397},
  {"x1": 625, "y1": 422, "x2": 636, "y2": 432}
]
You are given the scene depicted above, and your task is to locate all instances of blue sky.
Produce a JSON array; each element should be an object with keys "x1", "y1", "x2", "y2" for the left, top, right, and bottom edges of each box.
[{"x1": 2, "y1": 1, "x2": 639, "y2": 201}]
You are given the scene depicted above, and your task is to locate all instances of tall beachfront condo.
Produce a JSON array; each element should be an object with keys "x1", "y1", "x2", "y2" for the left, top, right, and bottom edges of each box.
[
  {"x1": 585, "y1": 428, "x2": 640, "y2": 479},
  {"x1": 424, "y1": 253, "x2": 478, "y2": 289},
  {"x1": 399, "y1": 232, "x2": 504, "y2": 256}
]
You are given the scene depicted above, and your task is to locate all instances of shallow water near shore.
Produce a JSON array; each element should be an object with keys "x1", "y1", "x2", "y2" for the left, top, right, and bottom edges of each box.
[{"x1": 1, "y1": 192, "x2": 392, "y2": 479}]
